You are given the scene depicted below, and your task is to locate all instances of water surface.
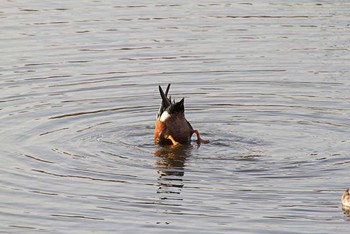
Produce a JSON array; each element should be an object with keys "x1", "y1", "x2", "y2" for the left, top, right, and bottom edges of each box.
[{"x1": 1, "y1": 1, "x2": 350, "y2": 233}]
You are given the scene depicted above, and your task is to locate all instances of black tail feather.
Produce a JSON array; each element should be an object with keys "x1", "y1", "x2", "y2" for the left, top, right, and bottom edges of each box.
[
  {"x1": 165, "y1": 83, "x2": 170, "y2": 97},
  {"x1": 157, "y1": 84, "x2": 185, "y2": 118},
  {"x1": 168, "y1": 98, "x2": 184, "y2": 114},
  {"x1": 157, "y1": 84, "x2": 171, "y2": 118}
]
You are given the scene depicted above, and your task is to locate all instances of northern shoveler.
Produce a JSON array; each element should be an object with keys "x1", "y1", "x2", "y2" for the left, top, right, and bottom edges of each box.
[{"x1": 154, "y1": 84, "x2": 208, "y2": 146}]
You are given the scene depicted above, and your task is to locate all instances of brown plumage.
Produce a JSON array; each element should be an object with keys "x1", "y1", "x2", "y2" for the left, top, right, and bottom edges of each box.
[{"x1": 154, "y1": 84, "x2": 208, "y2": 146}]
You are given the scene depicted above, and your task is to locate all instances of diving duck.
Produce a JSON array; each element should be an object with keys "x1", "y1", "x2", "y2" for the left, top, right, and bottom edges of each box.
[{"x1": 154, "y1": 84, "x2": 208, "y2": 146}]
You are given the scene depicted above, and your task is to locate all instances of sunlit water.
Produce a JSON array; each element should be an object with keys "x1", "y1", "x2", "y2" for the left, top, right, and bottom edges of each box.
[{"x1": 1, "y1": 0, "x2": 350, "y2": 233}]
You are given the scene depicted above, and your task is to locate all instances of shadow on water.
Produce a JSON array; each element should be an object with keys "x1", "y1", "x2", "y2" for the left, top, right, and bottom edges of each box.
[{"x1": 154, "y1": 145, "x2": 192, "y2": 200}]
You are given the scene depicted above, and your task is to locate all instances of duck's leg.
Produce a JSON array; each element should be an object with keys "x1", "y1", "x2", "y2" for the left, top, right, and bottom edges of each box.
[
  {"x1": 167, "y1": 135, "x2": 180, "y2": 146},
  {"x1": 193, "y1": 130, "x2": 209, "y2": 144}
]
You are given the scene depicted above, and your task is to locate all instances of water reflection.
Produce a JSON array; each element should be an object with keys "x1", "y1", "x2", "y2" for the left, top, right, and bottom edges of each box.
[{"x1": 154, "y1": 145, "x2": 192, "y2": 200}]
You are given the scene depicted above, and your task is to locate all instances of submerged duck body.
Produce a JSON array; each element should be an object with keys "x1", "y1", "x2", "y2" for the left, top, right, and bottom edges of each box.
[{"x1": 154, "y1": 84, "x2": 207, "y2": 146}]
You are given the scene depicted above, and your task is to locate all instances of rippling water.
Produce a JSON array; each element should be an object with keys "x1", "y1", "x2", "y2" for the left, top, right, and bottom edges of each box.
[{"x1": 1, "y1": 1, "x2": 350, "y2": 233}]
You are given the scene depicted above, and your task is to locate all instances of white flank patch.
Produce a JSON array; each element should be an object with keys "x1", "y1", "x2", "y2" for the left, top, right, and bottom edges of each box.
[{"x1": 160, "y1": 111, "x2": 171, "y2": 122}]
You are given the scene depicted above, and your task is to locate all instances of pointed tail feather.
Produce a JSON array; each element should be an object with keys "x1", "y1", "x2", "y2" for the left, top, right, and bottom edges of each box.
[
  {"x1": 165, "y1": 83, "x2": 170, "y2": 97},
  {"x1": 159, "y1": 84, "x2": 171, "y2": 107},
  {"x1": 157, "y1": 84, "x2": 172, "y2": 118}
]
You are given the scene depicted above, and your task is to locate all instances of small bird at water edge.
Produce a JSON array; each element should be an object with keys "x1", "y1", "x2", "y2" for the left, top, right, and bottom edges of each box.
[{"x1": 342, "y1": 188, "x2": 350, "y2": 209}]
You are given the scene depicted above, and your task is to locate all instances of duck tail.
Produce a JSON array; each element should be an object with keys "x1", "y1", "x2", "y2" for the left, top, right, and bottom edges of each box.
[{"x1": 157, "y1": 84, "x2": 171, "y2": 118}]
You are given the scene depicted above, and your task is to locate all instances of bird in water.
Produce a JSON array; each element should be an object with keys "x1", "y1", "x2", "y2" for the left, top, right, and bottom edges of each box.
[
  {"x1": 342, "y1": 188, "x2": 350, "y2": 209},
  {"x1": 154, "y1": 84, "x2": 209, "y2": 146}
]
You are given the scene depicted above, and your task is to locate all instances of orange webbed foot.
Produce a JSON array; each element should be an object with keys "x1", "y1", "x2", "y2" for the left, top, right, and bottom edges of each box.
[
  {"x1": 167, "y1": 135, "x2": 181, "y2": 146},
  {"x1": 193, "y1": 129, "x2": 209, "y2": 145}
]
